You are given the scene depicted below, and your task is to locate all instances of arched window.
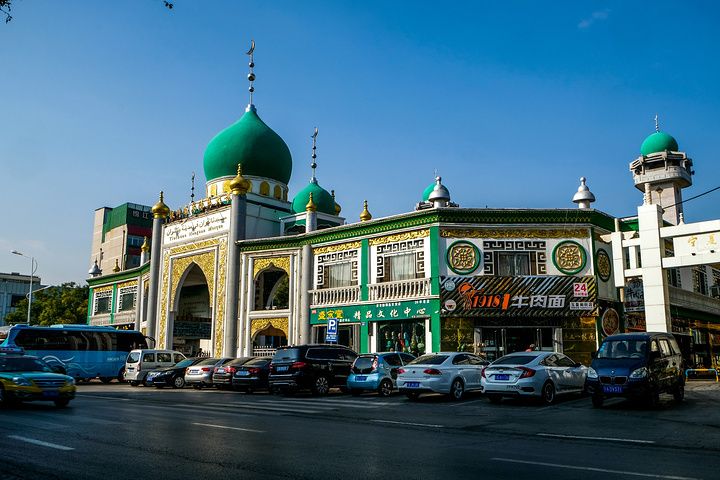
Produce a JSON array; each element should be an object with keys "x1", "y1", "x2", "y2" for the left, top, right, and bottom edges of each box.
[
  {"x1": 273, "y1": 185, "x2": 282, "y2": 199},
  {"x1": 260, "y1": 181, "x2": 270, "y2": 196}
]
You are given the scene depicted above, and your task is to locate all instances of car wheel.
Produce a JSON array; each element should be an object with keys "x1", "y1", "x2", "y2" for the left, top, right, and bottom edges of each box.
[
  {"x1": 173, "y1": 376, "x2": 185, "y2": 389},
  {"x1": 591, "y1": 394, "x2": 604, "y2": 408},
  {"x1": 487, "y1": 394, "x2": 502, "y2": 404},
  {"x1": 378, "y1": 379, "x2": 393, "y2": 398},
  {"x1": 142, "y1": 378, "x2": 150, "y2": 387},
  {"x1": 311, "y1": 375, "x2": 330, "y2": 396},
  {"x1": 99, "y1": 377, "x2": 113, "y2": 384},
  {"x1": 130, "y1": 381, "x2": 139, "y2": 387},
  {"x1": 449, "y1": 378, "x2": 465, "y2": 401},
  {"x1": 541, "y1": 381, "x2": 556, "y2": 405},
  {"x1": 406, "y1": 392, "x2": 420, "y2": 401},
  {"x1": 54, "y1": 399, "x2": 70, "y2": 408},
  {"x1": 117, "y1": 368, "x2": 125, "y2": 382},
  {"x1": 673, "y1": 384, "x2": 685, "y2": 404}
]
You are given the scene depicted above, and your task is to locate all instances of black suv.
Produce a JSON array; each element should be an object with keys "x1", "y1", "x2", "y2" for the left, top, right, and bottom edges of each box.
[
  {"x1": 268, "y1": 344, "x2": 358, "y2": 395},
  {"x1": 585, "y1": 332, "x2": 685, "y2": 408}
]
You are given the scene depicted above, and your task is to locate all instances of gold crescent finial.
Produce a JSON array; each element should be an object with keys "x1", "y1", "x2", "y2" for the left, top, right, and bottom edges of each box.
[{"x1": 247, "y1": 39, "x2": 255, "y2": 56}]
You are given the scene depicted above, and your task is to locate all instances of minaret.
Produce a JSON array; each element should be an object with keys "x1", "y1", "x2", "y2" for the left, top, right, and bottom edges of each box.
[
  {"x1": 140, "y1": 237, "x2": 150, "y2": 265},
  {"x1": 305, "y1": 128, "x2": 319, "y2": 233},
  {"x1": 146, "y1": 191, "x2": 170, "y2": 341},
  {"x1": 629, "y1": 116, "x2": 693, "y2": 225}
]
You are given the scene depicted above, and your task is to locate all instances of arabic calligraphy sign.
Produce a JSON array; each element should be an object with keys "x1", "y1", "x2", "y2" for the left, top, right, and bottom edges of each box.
[{"x1": 164, "y1": 210, "x2": 230, "y2": 246}]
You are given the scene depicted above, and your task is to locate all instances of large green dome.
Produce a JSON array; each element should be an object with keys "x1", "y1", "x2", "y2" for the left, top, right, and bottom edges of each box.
[
  {"x1": 640, "y1": 131, "x2": 679, "y2": 156},
  {"x1": 292, "y1": 181, "x2": 335, "y2": 215},
  {"x1": 422, "y1": 182, "x2": 435, "y2": 201},
  {"x1": 203, "y1": 107, "x2": 292, "y2": 183}
]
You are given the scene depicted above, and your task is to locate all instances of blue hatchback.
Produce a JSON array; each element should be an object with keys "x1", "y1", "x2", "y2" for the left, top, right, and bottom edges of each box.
[{"x1": 347, "y1": 352, "x2": 416, "y2": 397}]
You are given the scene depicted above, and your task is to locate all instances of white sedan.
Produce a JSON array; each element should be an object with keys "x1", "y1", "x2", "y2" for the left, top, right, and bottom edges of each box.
[
  {"x1": 481, "y1": 351, "x2": 587, "y2": 405},
  {"x1": 397, "y1": 352, "x2": 489, "y2": 401}
]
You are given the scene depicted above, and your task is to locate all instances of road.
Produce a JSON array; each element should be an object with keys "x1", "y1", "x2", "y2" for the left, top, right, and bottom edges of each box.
[{"x1": 0, "y1": 382, "x2": 719, "y2": 480}]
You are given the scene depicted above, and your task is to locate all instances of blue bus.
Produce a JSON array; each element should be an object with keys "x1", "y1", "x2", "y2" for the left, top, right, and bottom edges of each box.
[{"x1": 0, "y1": 324, "x2": 150, "y2": 382}]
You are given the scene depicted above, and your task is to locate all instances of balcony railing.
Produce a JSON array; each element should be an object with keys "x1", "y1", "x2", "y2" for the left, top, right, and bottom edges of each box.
[
  {"x1": 89, "y1": 313, "x2": 112, "y2": 326},
  {"x1": 368, "y1": 278, "x2": 431, "y2": 302},
  {"x1": 310, "y1": 285, "x2": 361, "y2": 307},
  {"x1": 253, "y1": 347, "x2": 277, "y2": 358}
]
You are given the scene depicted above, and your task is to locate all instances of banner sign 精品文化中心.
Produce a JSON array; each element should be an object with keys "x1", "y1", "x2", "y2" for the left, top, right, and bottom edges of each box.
[{"x1": 310, "y1": 299, "x2": 435, "y2": 324}]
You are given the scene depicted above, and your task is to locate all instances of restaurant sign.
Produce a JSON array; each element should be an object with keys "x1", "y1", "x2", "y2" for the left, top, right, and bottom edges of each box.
[
  {"x1": 310, "y1": 299, "x2": 436, "y2": 324},
  {"x1": 440, "y1": 275, "x2": 597, "y2": 317}
]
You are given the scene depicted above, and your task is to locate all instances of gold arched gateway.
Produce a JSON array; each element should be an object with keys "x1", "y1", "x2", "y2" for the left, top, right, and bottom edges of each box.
[
  {"x1": 251, "y1": 317, "x2": 289, "y2": 338},
  {"x1": 158, "y1": 238, "x2": 228, "y2": 353},
  {"x1": 253, "y1": 256, "x2": 291, "y2": 277}
]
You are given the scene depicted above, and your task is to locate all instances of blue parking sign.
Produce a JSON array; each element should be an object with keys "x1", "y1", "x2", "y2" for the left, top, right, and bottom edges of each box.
[{"x1": 325, "y1": 318, "x2": 338, "y2": 343}]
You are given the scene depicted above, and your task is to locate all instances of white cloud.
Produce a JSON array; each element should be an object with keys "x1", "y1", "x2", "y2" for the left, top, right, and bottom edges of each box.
[{"x1": 578, "y1": 9, "x2": 611, "y2": 29}]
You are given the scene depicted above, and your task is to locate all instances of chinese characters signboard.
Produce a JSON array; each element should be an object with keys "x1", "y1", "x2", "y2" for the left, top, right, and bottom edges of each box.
[{"x1": 310, "y1": 299, "x2": 436, "y2": 324}]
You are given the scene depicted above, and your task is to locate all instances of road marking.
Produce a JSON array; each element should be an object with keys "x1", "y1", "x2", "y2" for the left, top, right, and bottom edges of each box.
[
  {"x1": 76, "y1": 394, "x2": 131, "y2": 401},
  {"x1": 446, "y1": 398, "x2": 486, "y2": 407},
  {"x1": 490, "y1": 458, "x2": 698, "y2": 480},
  {"x1": 537, "y1": 433, "x2": 655, "y2": 444},
  {"x1": 206, "y1": 402, "x2": 322, "y2": 414},
  {"x1": 7, "y1": 435, "x2": 74, "y2": 451},
  {"x1": 192, "y1": 422, "x2": 264, "y2": 433},
  {"x1": 370, "y1": 420, "x2": 444, "y2": 428}
]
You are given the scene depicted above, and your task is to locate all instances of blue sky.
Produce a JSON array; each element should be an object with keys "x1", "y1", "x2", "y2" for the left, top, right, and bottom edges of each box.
[{"x1": 2, "y1": 1, "x2": 720, "y2": 285}]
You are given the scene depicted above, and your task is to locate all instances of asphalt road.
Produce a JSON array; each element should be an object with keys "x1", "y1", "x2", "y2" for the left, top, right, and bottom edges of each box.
[{"x1": 1, "y1": 382, "x2": 719, "y2": 480}]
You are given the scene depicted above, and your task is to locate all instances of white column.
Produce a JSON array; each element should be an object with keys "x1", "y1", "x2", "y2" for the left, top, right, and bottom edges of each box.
[{"x1": 638, "y1": 203, "x2": 672, "y2": 332}]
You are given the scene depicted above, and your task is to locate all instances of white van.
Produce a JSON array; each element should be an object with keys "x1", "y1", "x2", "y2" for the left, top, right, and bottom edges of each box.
[{"x1": 124, "y1": 349, "x2": 185, "y2": 386}]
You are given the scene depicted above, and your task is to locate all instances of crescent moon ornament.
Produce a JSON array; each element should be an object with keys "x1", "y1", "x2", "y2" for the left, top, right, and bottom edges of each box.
[{"x1": 247, "y1": 39, "x2": 255, "y2": 56}]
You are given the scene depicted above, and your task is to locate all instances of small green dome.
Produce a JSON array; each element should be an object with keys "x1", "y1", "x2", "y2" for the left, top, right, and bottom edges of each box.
[
  {"x1": 640, "y1": 131, "x2": 679, "y2": 156},
  {"x1": 422, "y1": 182, "x2": 435, "y2": 201},
  {"x1": 292, "y1": 181, "x2": 336, "y2": 215},
  {"x1": 203, "y1": 107, "x2": 292, "y2": 184}
]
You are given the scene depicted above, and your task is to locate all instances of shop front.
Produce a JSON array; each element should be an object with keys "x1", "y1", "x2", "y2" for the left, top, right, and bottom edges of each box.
[{"x1": 440, "y1": 275, "x2": 599, "y2": 365}]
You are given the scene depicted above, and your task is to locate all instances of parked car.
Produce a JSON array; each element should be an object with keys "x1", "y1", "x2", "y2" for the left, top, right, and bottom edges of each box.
[
  {"x1": 185, "y1": 357, "x2": 234, "y2": 388},
  {"x1": 232, "y1": 357, "x2": 272, "y2": 392},
  {"x1": 481, "y1": 351, "x2": 587, "y2": 405},
  {"x1": 268, "y1": 344, "x2": 358, "y2": 395},
  {"x1": 585, "y1": 332, "x2": 684, "y2": 408},
  {"x1": 397, "y1": 352, "x2": 488, "y2": 401},
  {"x1": 0, "y1": 350, "x2": 76, "y2": 408},
  {"x1": 347, "y1": 352, "x2": 416, "y2": 397},
  {"x1": 211, "y1": 357, "x2": 254, "y2": 389},
  {"x1": 146, "y1": 357, "x2": 203, "y2": 389},
  {"x1": 124, "y1": 349, "x2": 186, "y2": 386}
]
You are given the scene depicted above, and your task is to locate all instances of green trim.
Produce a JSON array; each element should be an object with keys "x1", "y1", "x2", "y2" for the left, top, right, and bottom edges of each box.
[
  {"x1": 360, "y1": 322, "x2": 369, "y2": 353},
  {"x1": 552, "y1": 240, "x2": 587, "y2": 275},
  {"x1": 431, "y1": 311, "x2": 441, "y2": 352},
  {"x1": 446, "y1": 240, "x2": 480, "y2": 275},
  {"x1": 596, "y1": 248, "x2": 611, "y2": 282},
  {"x1": 360, "y1": 239, "x2": 369, "y2": 301},
  {"x1": 430, "y1": 226, "x2": 440, "y2": 295},
  {"x1": 110, "y1": 284, "x2": 117, "y2": 323},
  {"x1": 86, "y1": 287, "x2": 94, "y2": 324},
  {"x1": 87, "y1": 263, "x2": 150, "y2": 286}
]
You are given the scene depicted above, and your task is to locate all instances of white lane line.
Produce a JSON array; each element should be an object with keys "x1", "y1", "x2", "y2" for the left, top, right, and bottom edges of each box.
[
  {"x1": 206, "y1": 402, "x2": 322, "y2": 414},
  {"x1": 537, "y1": 433, "x2": 655, "y2": 444},
  {"x1": 75, "y1": 394, "x2": 131, "y2": 401},
  {"x1": 7, "y1": 435, "x2": 74, "y2": 451},
  {"x1": 490, "y1": 458, "x2": 699, "y2": 480},
  {"x1": 446, "y1": 398, "x2": 486, "y2": 407},
  {"x1": 192, "y1": 423, "x2": 264, "y2": 433},
  {"x1": 370, "y1": 420, "x2": 444, "y2": 428},
  {"x1": 241, "y1": 399, "x2": 384, "y2": 409}
]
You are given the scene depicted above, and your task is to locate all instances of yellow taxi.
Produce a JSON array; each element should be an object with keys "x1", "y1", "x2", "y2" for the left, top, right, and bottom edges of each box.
[{"x1": 0, "y1": 347, "x2": 76, "y2": 407}]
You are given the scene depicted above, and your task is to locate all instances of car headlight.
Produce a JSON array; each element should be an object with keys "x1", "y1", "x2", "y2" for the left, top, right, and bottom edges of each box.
[
  {"x1": 12, "y1": 377, "x2": 32, "y2": 386},
  {"x1": 630, "y1": 367, "x2": 648, "y2": 379},
  {"x1": 66, "y1": 377, "x2": 76, "y2": 386},
  {"x1": 587, "y1": 367, "x2": 598, "y2": 379}
]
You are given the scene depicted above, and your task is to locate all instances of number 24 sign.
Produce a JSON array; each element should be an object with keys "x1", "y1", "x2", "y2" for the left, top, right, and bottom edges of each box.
[{"x1": 573, "y1": 283, "x2": 589, "y2": 298}]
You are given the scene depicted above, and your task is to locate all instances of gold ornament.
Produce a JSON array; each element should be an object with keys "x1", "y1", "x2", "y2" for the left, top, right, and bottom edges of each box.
[
  {"x1": 369, "y1": 229, "x2": 429, "y2": 246},
  {"x1": 360, "y1": 200, "x2": 372, "y2": 222},
  {"x1": 440, "y1": 228, "x2": 589, "y2": 239},
  {"x1": 313, "y1": 241, "x2": 362, "y2": 255},
  {"x1": 152, "y1": 191, "x2": 171, "y2": 218},
  {"x1": 251, "y1": 317, "x2": 290, "y2": 338},
  {"x1": 253, "y1": 257, "x2": 291, "y2": 277},
  {"x1": 555, "y1": 243, "x2": 583, "y2": 271}
]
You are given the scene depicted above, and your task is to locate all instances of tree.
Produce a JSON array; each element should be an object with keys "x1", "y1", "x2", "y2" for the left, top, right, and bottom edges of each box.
[
  {"x1": 5, "y1": 282, "x2": 89, "y2": 326},
  {"x1": 0, "y1": 1, "x2": 174, "y2": 23}
]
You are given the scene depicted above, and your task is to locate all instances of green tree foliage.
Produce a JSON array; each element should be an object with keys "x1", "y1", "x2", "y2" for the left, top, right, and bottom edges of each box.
[{"x1": 5, "y1": 283, "x2": 89, "y2": 326}]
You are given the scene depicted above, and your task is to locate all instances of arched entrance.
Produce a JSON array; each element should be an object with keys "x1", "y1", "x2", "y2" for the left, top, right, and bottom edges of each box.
[
  {"x1": 253, "y1": 267, "x2": 289, "y2": 311},
  {"x1": 174, "y1": 263, "x2": 212, "y2": 356},
  {"x1": 251, "y1": 319, "x2": 289, "y2": 356}
]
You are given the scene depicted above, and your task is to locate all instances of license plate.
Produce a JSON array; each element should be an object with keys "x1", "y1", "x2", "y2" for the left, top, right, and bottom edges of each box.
[
  {"x1": 236, "y1": 370, "x2": 250, "y2": 376},
  {"x1": 188, "y1": 369, "x2": 198, "y2": 374},
  {"x1": 277, "y1": 366, "x2": 289, "y2": 372},
  {"x1": 147, "y1": 373, "x2": 157, "y2": 379},
  {"x1": 42, "y1": 390, "x2": 59, "y2": 398},
  {"x1": 127, "y1": 367, "x2": 135, "y2": 371},
  {"x1": 217, "y1": 368, "x2": 225, "y2": 374},
  {"x1": 603, "y1": 385, "x2": 624, "y2": 394},
  {"x1": 405, "y1": 382, "x2": 420, "y2": 388},
  {"x1": 494, "y1": 374, "x2": 510, "y2": 381},
  {"x1": 355, "y1": 376, "x2": 367, "y2": 381}
]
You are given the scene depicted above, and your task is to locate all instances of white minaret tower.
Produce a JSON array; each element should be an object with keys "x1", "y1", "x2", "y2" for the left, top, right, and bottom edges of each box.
[{"x1": 629, "y1": 116, "x2": 694, "y2": 225}]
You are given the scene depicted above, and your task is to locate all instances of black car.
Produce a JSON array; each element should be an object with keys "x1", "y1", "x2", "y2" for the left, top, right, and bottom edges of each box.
[
  {"x1": 147, "y1": 357, "x2": 203, "y2": 389},
  {"x1": 231, "y1": 357, "x2": 272, "y2": 392},
  {"x1": 585, "y1": 332, "x2": 685, "y2": 408},
  {"x1": 211, "y1": 357, "x2": 254, "y2": 389},
  {"x1": 268, "y1": 344, "x2": 358, "y2": 395}
]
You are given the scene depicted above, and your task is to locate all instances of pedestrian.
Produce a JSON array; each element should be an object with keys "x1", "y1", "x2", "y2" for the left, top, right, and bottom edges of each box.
[{"x1": 525, "y1": 344, "x2": 536, "y2": 352}]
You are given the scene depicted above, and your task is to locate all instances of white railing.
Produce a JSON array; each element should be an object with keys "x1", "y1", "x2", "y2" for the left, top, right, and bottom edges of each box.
[
  {"x1": 368, "y1": 278, "x2": 431, "y2": 302},
  {"x1": 89, "y1": 313, "x2": 112, "y2": 326},
  {"x1": 113, "y1": 311, "x2": 136, "y2": 325},
  {"x1": 310, "y1": 285, "x2": 361, "y2": 307},
  {"x1": 253, "y1": 347, "x2": 277, "y2": 358}
]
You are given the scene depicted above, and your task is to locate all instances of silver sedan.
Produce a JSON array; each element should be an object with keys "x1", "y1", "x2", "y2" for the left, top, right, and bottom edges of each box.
[
  {"x1": 184, "y1": 357, "x2": 234, "y2": 388},
  {"x1": 397, "y1": 352, "x2": 489, "y2": 401},
  {"x1": 481, "y1": 351, "x2": 587, "y2": 405}
]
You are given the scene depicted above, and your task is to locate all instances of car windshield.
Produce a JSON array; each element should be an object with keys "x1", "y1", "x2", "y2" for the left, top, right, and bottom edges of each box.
[
  {"x1": 353, "y1": 356, "x2": 376, "y2": 369},
  {"x1": 597, "y1": 340, "x2": 647, "y2": 359},
  {"x1": 197, "y1": 358, "x2": 221, "y2": 366},
  {"x1": 273, "y1": 349, "x2": 300, "y2": 362},
  {"x1": 492, "y1": 355, "x2": 536, "y2": 366},
  {"x1": 127, "y1": 352, "x2": 140, "y2": 363},
  {"x1": 0, "y1": 356, "x2": 51, "y2": 373},
  {"x1": 174, "y1": 359, "x2": 195, "y2": 368},
  {"x1": 408, "y1": 354, "x2": 448, "y2": 365}
]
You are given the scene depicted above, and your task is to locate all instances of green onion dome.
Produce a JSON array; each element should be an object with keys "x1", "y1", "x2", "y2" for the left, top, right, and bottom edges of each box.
[
  {"x1": 422, "y1": 182, "x2": 436, "y2": 201},
  {"x1": 640, "y1": 131, "x2": 679, "y2": 156},
  {"x1": 291, "y1": 181, "x2": 336, "y2": 215},
  {"x1": 203, "y1": 106, "x2": 292, "y2": 184}
]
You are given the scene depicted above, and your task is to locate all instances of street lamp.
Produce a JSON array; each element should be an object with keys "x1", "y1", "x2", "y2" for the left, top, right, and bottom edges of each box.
[{"x1": 11, "y1": 250, "x2": 37, "y2": 324}]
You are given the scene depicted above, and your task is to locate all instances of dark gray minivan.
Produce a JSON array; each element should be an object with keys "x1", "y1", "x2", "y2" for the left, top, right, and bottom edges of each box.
[{"x1": 585, "y1": 332, "x2": 684, "y2": 408}]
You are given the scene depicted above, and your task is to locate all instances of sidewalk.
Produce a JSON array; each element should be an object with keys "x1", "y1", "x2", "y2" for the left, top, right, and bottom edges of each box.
[{"x1": 685, "y1": 379, "x2": 720, "y2": 393}]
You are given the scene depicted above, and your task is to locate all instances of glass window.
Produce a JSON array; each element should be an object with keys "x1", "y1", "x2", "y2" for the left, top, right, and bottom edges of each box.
[
  {"x1": 650, "y1": 340, "x2": 659, "y2": 353},
  {"x1": 694, "y1": 267, "x2": 709, "y2": 295},
  {"x1": 127, "y1": 352, "x2": 140, "y2": 363},
  {"x1": 598, "y1": 340, "x2": 647, "y2": 359},
  {"x1": 384, "y1": 253, "x2": 418, "y2": 282},
  {"x1": 340, "y1": 349, "x2": 357, "y2": 361},
  {"x1": 118, "y1": 289, "x2": 136, "y2": 312},
  {"x1": 272, "y1": 348, "x2": 301, "y2": 362},
  {"x1": 468, "y1": 355, "x2": 488, "y2": 365},
  {"x1": 409, "y1": 354, "x2": 448, "y2": 365},
  {"x1": 142, "y1": 353, "x2": 155, "y2": 362},
  {"x1": 196, "y1": 358, "x2": 221, "y2": 366},
  {"x1": 497, "y1": 252, "x2": 531, "y2": 276},
  {"x1": 157, "y1": 353, "x2": 172, "y2": 362},
  {"x1": 383, "y1": 354, "x2": 402, "y2": 367},
  {"x1": 542, "y1": 354, "x2": 558, "y2": 366},
  {"x1": 307, "y1": 348, "x2": 338, "y2": 360},
  {"x1": 658, "y1": 339, "x2": 672, "y2": 357},
  {"x1": 493, "y1": 355, "x2": 536, "y2": 365},
  {"x1": 452, "y1": 354, "x2": 469, "y2": 365},
  {"x1": 94, "y1": 291, "x2": 112, "y2": 315},
  {"x1": 399, "y1": 353, "x2": 416, "y2": 365},
  {"x1": 555, "y1": 355, "x2": 576, "y2": 367},
  {"x1": 174, "y1": 354, "x2": 185, "y2": 363},
  {"x1": 376, "y1": 320, "x2": 426, "y2": 357},
  {"x1": 324, "y1": 262, "x2": 354, "y2": 288}
]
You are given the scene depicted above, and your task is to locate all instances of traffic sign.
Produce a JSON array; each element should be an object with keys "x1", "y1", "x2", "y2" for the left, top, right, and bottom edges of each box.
[{"x1": 325, "y1": 318, "x2": 338, "y2": 343}]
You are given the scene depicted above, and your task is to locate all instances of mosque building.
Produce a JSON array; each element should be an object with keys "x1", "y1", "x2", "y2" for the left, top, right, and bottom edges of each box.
[{"x1": 86, "y1": 46, "x2": 720, "y2": 368}]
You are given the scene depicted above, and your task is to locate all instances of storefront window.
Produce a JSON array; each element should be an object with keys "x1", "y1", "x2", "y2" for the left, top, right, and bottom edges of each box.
[
  {"x1": 440, "y1": 318, "x2": 474, "y2": 352},
  {"x1": 376, "y1": 320, "x2": 425, "y2": 356},
  {"x1": 562, "y1": 316, "x2": 597, "y2": 366}
]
